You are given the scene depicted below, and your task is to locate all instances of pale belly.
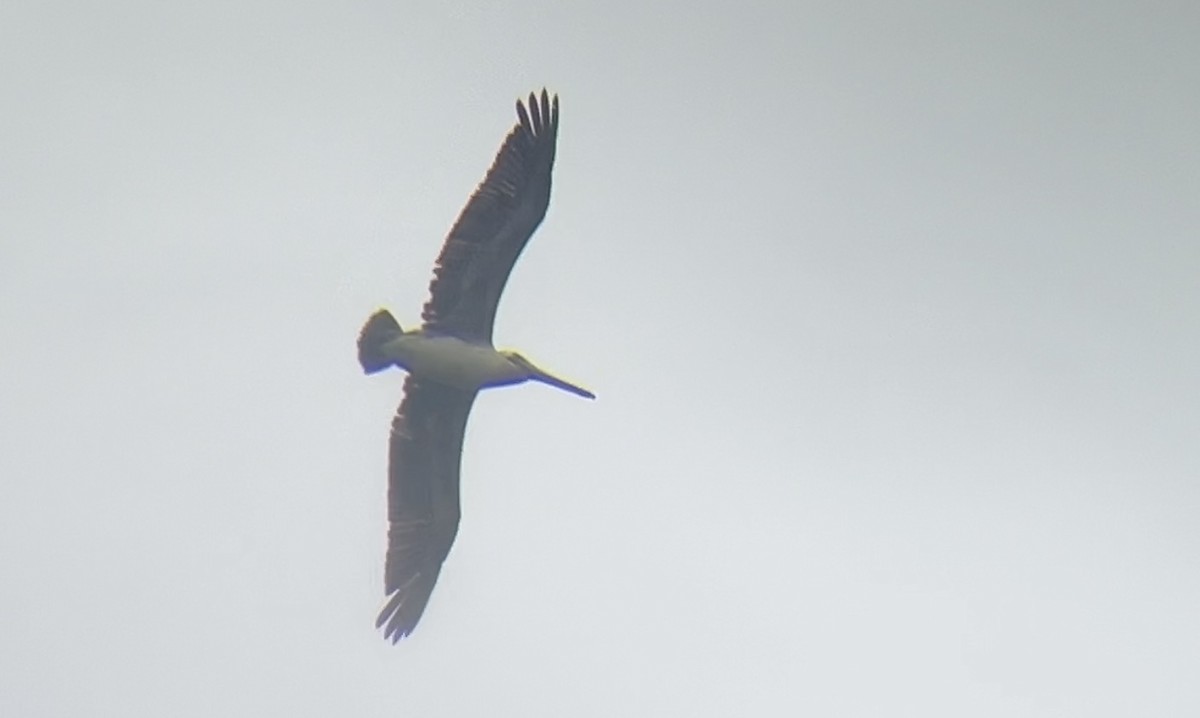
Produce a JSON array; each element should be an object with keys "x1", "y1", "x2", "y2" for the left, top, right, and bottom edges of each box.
[{"x1": 380, "y1": 334, "x2": 527, "y2": 390}]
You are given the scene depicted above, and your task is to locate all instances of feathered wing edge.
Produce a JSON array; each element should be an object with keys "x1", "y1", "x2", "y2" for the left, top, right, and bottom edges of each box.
[
  {"x1": 376, "y1": 378, "x2": 477, "y2": 641},
  {"x1": 419, "y1": 90, "x2": 560, "y2": 343}
]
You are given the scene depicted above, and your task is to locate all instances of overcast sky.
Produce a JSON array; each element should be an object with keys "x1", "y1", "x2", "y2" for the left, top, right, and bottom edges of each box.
[{"x1": 2, "y1": 1, "x2": 1198, "y2": 716}]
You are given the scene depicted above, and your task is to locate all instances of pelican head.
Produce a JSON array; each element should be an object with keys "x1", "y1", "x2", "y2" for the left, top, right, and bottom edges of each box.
[{"x1": 501, "y1": 350, "x2": 595, "y2": 400}]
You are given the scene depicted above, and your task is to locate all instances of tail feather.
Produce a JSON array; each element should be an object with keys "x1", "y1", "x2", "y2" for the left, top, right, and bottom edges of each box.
[{"x1": 357, "y1": 309, "x2": 403, "y2": 374}]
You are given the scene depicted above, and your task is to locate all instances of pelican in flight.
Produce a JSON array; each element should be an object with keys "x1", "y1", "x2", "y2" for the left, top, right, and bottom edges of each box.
[{"x1": 357, "y1": 90, "x2": 593, "y2": 642}]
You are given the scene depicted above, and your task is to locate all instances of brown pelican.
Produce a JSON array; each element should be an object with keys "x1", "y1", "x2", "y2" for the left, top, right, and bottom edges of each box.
[{"x1": 357, "y1": 90, "x2": 593, "y2": 642}]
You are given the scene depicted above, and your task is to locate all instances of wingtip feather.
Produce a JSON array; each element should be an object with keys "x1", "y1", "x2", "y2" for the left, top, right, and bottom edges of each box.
[
  {"x1": 515, "y1": 96, "x2": 531, "y2": 134},
  {"x1": 376, "y1": 571, "x2": 441, "y2": 643}
]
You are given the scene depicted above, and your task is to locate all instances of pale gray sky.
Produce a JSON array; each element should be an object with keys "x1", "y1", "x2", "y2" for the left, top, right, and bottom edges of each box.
[{"x1": 2, "y1": 1, "x2": 1198, "y2": 715}]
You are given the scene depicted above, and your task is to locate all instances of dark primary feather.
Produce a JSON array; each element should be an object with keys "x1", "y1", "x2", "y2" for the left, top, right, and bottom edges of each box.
[
  {"x1": 376, "y1": 378, "x2": 477, "y2": 642},
  {"x1": 420, "y1": 89, "x2": 559, "y2": 344}
]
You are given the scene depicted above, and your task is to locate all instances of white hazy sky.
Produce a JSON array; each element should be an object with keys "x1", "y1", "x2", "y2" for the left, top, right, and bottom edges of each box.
[{"x1": 2, "y1": 1, "x2": 1198, "y2": 715}]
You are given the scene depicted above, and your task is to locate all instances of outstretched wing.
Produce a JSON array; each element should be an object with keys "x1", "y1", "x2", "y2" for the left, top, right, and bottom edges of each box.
[
  {"x1": 376, "y1": 377, "x2": 477, "y2": 642},
  {"x1": 420, "y1": 90, "x2": 559, "y2": 344}
]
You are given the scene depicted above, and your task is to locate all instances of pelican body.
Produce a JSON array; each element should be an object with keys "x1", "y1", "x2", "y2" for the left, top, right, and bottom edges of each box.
[
  {"x1": 357, "y1": 89, "x2": 592, "y2": 643},
  {"x1": 359, "y1": 309, "x2": 593, "y2": 397}
]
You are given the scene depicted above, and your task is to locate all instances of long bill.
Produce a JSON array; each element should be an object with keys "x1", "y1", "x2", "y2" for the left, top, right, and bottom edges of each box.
[{"x1": 530, "y1": 369, "x2": 596, "y2": 400}]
